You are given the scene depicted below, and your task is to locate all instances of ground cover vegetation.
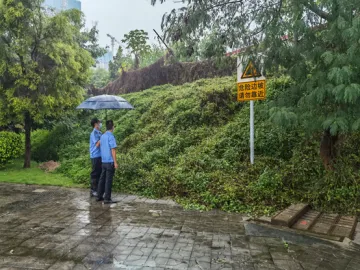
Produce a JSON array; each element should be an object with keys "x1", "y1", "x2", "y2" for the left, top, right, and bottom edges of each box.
[{"x1": 26, "y1": 76, "x2": 360, "y2": 215}]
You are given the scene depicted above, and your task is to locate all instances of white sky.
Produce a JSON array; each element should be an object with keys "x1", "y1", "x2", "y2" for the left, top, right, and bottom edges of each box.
[{"x1": 80, "y1": 0, "x2": 180, "y2": 48}]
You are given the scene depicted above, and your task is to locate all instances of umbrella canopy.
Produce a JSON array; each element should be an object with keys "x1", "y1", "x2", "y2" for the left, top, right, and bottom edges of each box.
[{"x1": 76, "y1": 95, "x2": 134, "y2": 110}]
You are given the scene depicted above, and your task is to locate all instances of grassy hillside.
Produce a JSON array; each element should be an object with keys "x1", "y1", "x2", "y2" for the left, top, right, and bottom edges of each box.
[{"x1": 46, "y1": 76, "x2": 360, "y2": 215}]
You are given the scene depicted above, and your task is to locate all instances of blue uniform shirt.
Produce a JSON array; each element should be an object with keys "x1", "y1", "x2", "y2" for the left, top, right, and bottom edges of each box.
[
  {"x1": 89, "y1": 129, "x2": 102, "y2": 158},
  {"x1": 100, "y1": 131, "x2": 117, "y2": 163}
]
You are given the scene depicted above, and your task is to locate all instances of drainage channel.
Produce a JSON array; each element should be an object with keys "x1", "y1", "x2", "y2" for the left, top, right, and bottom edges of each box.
[{"x1": 254, "y1": 204, "x2": 358, "y2": 242}]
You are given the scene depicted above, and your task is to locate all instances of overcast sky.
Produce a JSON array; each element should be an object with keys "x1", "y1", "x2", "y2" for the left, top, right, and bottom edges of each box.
[{"x1": 80, "y1": 0, "x2": 180, "y2": 48}]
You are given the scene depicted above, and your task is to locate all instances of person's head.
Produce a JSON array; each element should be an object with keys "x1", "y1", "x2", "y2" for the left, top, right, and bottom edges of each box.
[
  {"x1": 106, "y1": 120, "x2": 114, "y2": 131},
  {"x1": 91, "y1": 118, "x2": 102, "y2": 130}
]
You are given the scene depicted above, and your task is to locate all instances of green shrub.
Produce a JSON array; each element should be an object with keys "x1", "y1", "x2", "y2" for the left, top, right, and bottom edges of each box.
[
  {"x1": 32, "y1": 121, "x2": 89, "y2": 162},
  {"x1": 0, "y1": 131, "x2": 23, "y2": 167},
  {"x1": 31, "y1": 130, "x2": 54, "y2": 162},
  {"x1": 57, "y1": 154, "x2": 90, "y2": 184}
]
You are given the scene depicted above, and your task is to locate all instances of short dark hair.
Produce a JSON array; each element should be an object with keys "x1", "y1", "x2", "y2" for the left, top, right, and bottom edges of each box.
[
  {"x1": 91, "y1": 118, "x2": 100, "y2": 128},
  {"x1": 106, "y1": 120, "x2": 114, "y2": 131}
]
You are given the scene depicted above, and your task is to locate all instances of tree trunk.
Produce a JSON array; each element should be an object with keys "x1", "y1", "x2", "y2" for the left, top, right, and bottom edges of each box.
[
  {"x1": 134, "y1": 54, "x2": 140, "y2": 69},
  {"x1": 320, "y1": 129, "x2": 338, "y2": 170},
  {"x1": 23, "y1": 112, "x2": 32, "y2": 169}
]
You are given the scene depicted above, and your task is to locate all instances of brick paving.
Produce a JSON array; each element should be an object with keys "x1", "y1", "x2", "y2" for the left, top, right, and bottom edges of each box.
[{"x1": 0, "y1": 183, "x2": 359, "y2": 269}]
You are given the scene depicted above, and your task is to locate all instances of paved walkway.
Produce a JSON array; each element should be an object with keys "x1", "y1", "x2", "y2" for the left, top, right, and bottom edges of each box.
[{"x1": 0, "y1": 183, "x2": 359, "y2": 270}]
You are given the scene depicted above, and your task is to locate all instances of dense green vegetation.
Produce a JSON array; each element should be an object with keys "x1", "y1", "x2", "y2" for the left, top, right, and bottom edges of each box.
[
  {"x1": 153, "y1": 0, "x2": 360, "y2": 171},
  {"x1": 2, "y1": 0, "x2": 360, "y2": 217},
  {"x1": 26, "y1": 76, "x2": 360, "y2": 215},
  {"x1": 0, "y1": 0, "x2": 103, "y2": 168},
  {"x1": 0, "y1": 132, "x2": 22, "y2": 167}
]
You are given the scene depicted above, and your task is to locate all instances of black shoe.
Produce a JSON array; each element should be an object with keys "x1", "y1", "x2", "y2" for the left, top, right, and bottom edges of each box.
[
  {"x1": 104, "y1": 199, "x2": 117, "y2": 204},
  {"x1": 96, "y1": 197, "x2": 104, "y2": 202}
]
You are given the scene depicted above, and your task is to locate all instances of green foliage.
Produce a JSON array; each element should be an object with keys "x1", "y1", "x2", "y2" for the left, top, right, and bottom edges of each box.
[
  {"x1": 0, "y1": 2, "x2": 93, "y2": 124},
  {"x1": 122, "y1": 29, "x2": 151, "y2": 56},
  {"x1": 31, "y1": 125, "x2": 71, "y2": 162},
  {"x1": 198, "y1": 31, "x2": 227, "y2": 60},
  {"x1": 122, "y1": 29, "x2": 151, "y2": 69},
  {"x1": 170, "y1": 40, "x2": 198, "y2": 62},
  {"x1": 0, "y1": 0, "x2": 94, "y2": 167},
  {"x1": 139, "y1": 44, "x2": 166, "y2": 69},
  {"x1": 29, "y1": 76, "x2": 359, "y2": 215},
  {"x1": 109, "y1": 46, "x2": 133, "y2": 79},
  {"x1": 80, "y1": 23, "x2": 107, "y2": 60},
  {"x1": 0, "y1": 132, "x2": 22, "y2": 167},
  {"x1": 89, "y1": 68, "x2": 111, "y2": 88},
  {"x1": 152, "y1": 0, "x2": 360, "y2": 139}
]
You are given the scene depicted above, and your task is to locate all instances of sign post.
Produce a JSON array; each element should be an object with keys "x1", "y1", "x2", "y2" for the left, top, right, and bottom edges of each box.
[
  {"x1": 250, "y1": 100, "x2": 254, "y2": 164},
  {"x1": 237, "y1": 58, "x2": 266, "y2": 165}
]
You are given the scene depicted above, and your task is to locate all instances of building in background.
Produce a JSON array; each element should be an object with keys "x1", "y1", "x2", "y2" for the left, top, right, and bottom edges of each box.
[
  {"x1": 43, "y1": 0, "x2": 81, "y2": 11},
  {"x1": 43, "y1": 1, "x2": 112, "y2": 70},
  {"x1": 96, "y1": 51, "x2": 113, "y2": 71}
]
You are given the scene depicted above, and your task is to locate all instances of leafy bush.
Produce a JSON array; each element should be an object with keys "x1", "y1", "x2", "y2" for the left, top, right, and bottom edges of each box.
[
  {"x1": 0, "y1": 131, "x2": 23, "y2": 167},
  {"x1": 32, "y1": 117, "x2": 91, "y2": 163},
  {"x1": 31, "y1": 130, "x2": 55, "y2": 162}
]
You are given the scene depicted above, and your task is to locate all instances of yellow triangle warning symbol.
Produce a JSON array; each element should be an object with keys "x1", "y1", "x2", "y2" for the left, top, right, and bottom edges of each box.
[{"x1": 241, "y1": 61, "x2": 261, "y2": 79}]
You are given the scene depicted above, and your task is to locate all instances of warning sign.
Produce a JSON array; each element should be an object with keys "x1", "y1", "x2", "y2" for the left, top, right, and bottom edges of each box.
[
  {"x1": 241, "y1": 61, "x2": 262, "y2": 79},
  {"x1": 237, "y1": 80, "x2": 266, "y2": 102}
]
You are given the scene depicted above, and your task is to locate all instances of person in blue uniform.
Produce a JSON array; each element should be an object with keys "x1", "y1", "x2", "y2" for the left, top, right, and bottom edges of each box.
[
  {"x1": 97, "y1": 120, "x2": 118, "y2": 204},
  {"x1": 89, "y1": 118, "x2": 102, "y2": 197}
]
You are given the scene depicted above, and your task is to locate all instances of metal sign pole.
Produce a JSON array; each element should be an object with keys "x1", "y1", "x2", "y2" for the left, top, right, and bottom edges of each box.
[
  {"x1": 237, "y1": 56, "x2": 266, "y2": 165},
  {"x1": 250, "y1": 100, "x2": 255, "y2": 165}
]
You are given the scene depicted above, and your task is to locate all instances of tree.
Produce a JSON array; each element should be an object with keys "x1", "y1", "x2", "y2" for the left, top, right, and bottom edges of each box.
[
  {"x1": 109, "y1": 46, "x2": 133, "y2": 79},
  {"x1": 81, "y1": 24, "x2": 107, "y2": 61},
  {"x1": 122, "y1": 29, "x2": 151, "y2": 69},
  {"x1": 0, "y1": 0, "x2": 94, "y2": 168},
  {"x1": 89, "y1": 68, "x2": 110, "y2": 89},
  {"x1": 170, "y1": 40, "x2": 198, "y2": 62},
  {"x1": 139, "y1": 44, "x2": 166, "y2": 68},
  {"x1": 152, "y1": 0, "x2": 360, "y2": 168}
]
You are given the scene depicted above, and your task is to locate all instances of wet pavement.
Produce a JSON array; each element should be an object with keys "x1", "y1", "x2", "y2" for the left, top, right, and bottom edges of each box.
[{"x1": 0, "y1": 183, "x2": 359, "y2": 270}]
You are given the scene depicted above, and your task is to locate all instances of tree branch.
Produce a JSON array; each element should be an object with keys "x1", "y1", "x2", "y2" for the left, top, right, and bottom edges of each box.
[
  {"x1": 303, "y1": 1, "x2": 331, "y2": 21},
  {"x1": 204, "y1": 0, "x2": 244, "y2": 11},
  {"x1": 251, "y1": 0, "x2": 283, "y2": 37}
]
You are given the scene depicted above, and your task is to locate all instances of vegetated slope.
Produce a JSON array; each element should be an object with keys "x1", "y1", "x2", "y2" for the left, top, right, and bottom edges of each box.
[
  {"x1": 93, "y1": 57, "x2": 236, "y2": 95},
  {"x1": 57, "y1": 76, "x2": 360, "y2": 214}
]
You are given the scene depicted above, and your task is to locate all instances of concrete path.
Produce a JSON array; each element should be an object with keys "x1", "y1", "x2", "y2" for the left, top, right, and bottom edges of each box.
[{"x1": 0, "y1": 183, "x2": 359, "y2": 270}]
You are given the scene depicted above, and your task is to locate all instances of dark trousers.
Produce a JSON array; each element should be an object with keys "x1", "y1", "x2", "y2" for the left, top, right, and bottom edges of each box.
[
  {"x1": 90, "y1": 157, "x2": 102, "y2": 192},
  {"x1": 97, "y1": 163, "x2": 115, "y2": 200}
]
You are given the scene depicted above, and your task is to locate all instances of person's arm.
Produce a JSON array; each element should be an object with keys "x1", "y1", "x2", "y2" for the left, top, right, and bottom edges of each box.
[
  {"x1": 111, "y1": 148, "x2": 117, "y2": 169},
  {"x1": 95, "y1": 131, "x2": 101, "y2": 147},
  {"x1": 109, "y1": 135, "x2": 118, "y2": 169}
]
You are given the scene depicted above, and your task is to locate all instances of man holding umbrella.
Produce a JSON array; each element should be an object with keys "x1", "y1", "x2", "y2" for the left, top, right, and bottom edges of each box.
[
  {"x1": 77, "y1": 94, "x2": 134, "y2": 201},
  {"x1": 89, "y1": 118, "x2": 102, "y2": 197}
]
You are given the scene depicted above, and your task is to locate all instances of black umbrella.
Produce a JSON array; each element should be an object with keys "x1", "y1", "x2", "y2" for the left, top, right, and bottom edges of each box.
[{"x1": 76, "y1": 94, "x2": 134, "y2": 118}]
